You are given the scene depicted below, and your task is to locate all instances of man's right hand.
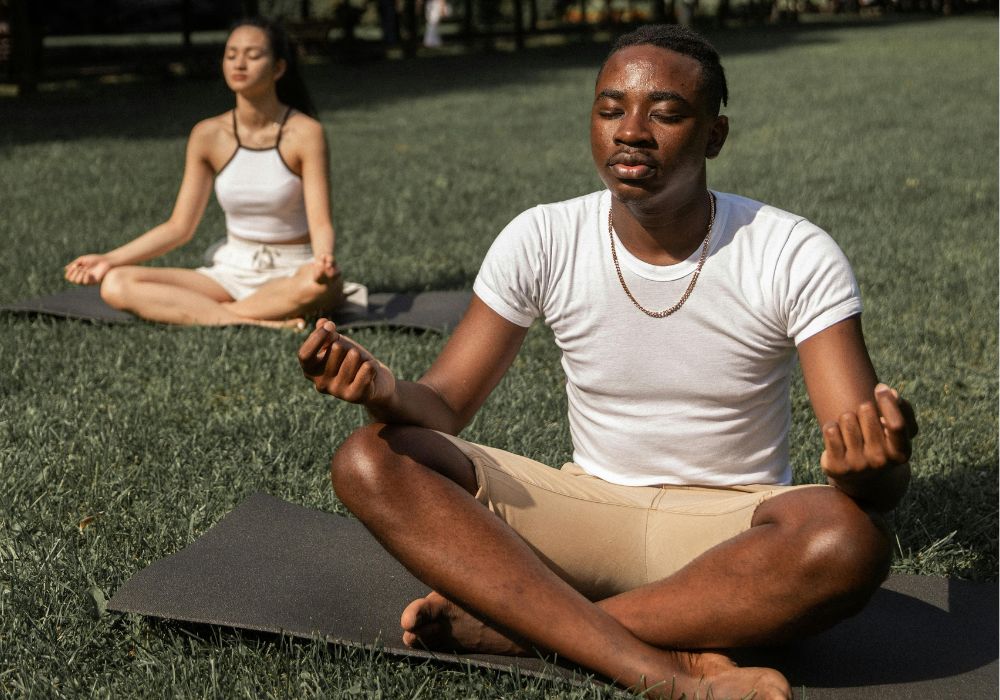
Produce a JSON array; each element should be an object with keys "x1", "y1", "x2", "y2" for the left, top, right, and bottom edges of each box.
[
  {"x1": 298, "y1": 319, "x2": 396, "y2": 407},
  {"x1": 65, "y1": 254, "x2": 112, "y2": 285}
]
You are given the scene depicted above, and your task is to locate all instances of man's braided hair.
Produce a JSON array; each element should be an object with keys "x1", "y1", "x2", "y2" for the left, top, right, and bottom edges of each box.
[{"x1": 602, "y1": 25, "x2": 729, "y2": 115}]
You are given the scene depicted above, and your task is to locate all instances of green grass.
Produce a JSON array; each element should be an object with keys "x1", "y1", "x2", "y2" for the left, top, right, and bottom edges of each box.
[{"x1": 1, "y1": 16, "x2": 997, "y2": 698}]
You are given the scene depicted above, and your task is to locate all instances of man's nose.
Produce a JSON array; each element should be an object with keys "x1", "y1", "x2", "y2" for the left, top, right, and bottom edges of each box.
[{"x1": 614, "y1": 110, "x2": 654, "y2": 146}]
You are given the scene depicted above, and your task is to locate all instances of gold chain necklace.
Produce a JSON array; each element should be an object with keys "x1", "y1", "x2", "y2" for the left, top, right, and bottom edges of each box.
[{"x1": 609, "y1": 192, "x2": 715, "y2": 318}]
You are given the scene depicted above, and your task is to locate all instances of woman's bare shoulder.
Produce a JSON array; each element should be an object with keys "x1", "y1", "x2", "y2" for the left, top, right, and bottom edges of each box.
[
  {"x1": 189, "y1": 112, "x2": 235, "y2": 147},
  {"x1": 283, "y1": 110, "x2": 326, "y2": 148}
]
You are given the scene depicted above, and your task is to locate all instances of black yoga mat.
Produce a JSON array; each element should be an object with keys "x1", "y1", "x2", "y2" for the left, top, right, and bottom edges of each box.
[
  {"x1": 1, "y1": 286, "x2": 472, "y2": 333},
  {"x1": 108, "y1": 493, "x2": 999, "y2": 699}
]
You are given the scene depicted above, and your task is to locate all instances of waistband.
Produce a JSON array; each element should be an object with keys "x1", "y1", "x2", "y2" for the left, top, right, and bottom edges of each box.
[{"x1": 225, "y1": 232, "x2": 313, "y2": 253}]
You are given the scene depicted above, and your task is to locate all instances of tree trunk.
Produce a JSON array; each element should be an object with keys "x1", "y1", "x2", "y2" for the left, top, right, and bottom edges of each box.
[
  {"x1": 379, "y1": 0, "x2": 401, "y2": 45},
  {"x1": 463, "y1": 0, "x2": 474, "y2": 46},
  {"x1": 403, "y1": 0, "x2": 418, "y2": 56},
  {"x1": 715, "y1": 0, "x2": 730, "y2": 26},
  {"x1": 181, "y1": 0, "x2": 193, "y2": 50},
  {"x1": 675, "y1": 0, "x2": 695, "y2": 26},
  {"x1": 9, "y1": 0, "x2": 43, "y2": 96},
  {"x1": 513, "y1": 0, "x2": 525, "y2": 49}
]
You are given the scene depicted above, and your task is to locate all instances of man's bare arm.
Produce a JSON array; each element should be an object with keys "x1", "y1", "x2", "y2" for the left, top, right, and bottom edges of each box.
[
  {"x1": 797, "y1": 315, "x2": 918, "y2": 511},
  {"x1": 298, "y1": 295, "x2": 530, "y2": 435}
]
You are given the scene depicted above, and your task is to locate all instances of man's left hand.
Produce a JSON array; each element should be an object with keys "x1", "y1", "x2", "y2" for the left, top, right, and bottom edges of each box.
[{"x1": 820, "y1": 383, "x2": 918, "y2": 489}]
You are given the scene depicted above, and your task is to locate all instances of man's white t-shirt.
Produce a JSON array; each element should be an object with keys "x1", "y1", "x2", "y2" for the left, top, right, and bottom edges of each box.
[{"x1": 474, "y1": 190, "x2": 862, "y2": 487}]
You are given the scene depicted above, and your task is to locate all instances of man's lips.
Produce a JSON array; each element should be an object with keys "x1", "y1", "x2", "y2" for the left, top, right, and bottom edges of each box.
[{"x1": 607, "y1": 152, "x2": 657, "y2": 179}]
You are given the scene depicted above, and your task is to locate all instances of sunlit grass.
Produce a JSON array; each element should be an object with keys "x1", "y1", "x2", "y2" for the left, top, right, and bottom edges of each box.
[{"x1": 0, "y1": 16, "x2": 996, "y2": 697}]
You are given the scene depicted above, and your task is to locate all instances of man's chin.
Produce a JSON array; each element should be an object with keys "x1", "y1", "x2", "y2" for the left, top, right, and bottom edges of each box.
[{"x1": 608, "y1": 180, "x2": 659, "y2": 204}]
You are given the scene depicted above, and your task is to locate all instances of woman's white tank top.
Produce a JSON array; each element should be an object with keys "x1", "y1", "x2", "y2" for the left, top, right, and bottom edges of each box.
[{"x1": 214, "y1": 108, "x2": 309, "y2": 242}]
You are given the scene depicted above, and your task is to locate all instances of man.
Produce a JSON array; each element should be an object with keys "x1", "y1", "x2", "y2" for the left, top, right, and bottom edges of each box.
[{"x1": 298, "y1": 25, "x2": 917, "y2": 699}]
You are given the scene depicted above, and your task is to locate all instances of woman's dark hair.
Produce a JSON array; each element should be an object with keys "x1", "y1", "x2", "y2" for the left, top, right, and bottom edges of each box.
[{"x1": 230, "y1": 16, "x2": 317, "y2": 118}]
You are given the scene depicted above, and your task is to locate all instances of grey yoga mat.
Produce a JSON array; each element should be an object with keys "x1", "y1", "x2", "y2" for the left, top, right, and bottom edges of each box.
[
  {"x1": 107, "y1": 492, "x2": 999, "y2": 699},
  {"x1": 1, "y1": 286, "x2": 472, "y2": 332}
]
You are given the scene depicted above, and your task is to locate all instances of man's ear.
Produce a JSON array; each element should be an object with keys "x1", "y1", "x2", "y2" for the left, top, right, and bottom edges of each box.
[
  {"x1": 274, "y1": 58, "x2": 287, "y2": 82},
  {"x1": 706, "y1": 115, "x2": 729, "y2": 160}
]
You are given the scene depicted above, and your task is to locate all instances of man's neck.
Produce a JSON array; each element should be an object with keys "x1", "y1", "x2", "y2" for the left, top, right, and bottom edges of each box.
[{"x1": 611, "y1": 189, "x2": 714, "y2": 266}]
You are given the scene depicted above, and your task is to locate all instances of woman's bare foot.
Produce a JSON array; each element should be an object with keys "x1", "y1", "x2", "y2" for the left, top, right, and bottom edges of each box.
[
  {"x1": 239, "y1": 316, "x2": 306, "y2": 330},
  {"x1": 400, "y1": 591, "x2": 529, "y2": 655},
  {"x1": 257, "y1": 316, "x2": 306, "y2": 330},
  {"x1": 217, "y1": 300, "x2": 307, "y2": 330}
]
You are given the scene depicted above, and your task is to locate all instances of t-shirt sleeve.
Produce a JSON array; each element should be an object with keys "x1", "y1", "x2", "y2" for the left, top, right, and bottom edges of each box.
[
  {"x1": 774, "y1": 220, "x2": 863, "y2": 345},
  {"x1": 473, "y1": 207, "x2": 546, "y2": 328}
]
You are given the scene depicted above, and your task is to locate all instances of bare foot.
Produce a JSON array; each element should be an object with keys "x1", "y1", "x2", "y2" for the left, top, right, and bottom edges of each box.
[
  {"x1": 243, "y1": 316, "x2": 306, "y2": 330},
  {"x1": 636, "y1": 651, "x2": 790, "y2": 700},
  {"x1": 201, "y1": 314, "x2": 306, "y2": 330},
  {"x1": 217, "y1": 302, "x2": 307, "y2": 330},
  {"x1": 400, "y1": 591, "x2": 528, "y2": 655},
  {"x1": 401, "y1": 593, "x2": 789, "y2": 698}
]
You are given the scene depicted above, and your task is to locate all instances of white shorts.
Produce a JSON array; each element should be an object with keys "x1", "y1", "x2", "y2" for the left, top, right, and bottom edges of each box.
[{"x1": 196, "y1": 236, "x2": 313, "y2": 300}]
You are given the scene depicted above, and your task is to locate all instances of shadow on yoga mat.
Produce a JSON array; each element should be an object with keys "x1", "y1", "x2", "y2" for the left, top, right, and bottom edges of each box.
[
  {"x1": 108, "y1": 493, "x2": 998, "y2": 699},
  {"x1": 1, "y1": 286, "x2": 472, "y2": 333}
]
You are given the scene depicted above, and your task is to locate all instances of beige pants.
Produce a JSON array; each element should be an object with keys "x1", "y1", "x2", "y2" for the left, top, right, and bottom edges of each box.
[{"x1": 437, "y1": 433, "x2": 823, "y2": 601}]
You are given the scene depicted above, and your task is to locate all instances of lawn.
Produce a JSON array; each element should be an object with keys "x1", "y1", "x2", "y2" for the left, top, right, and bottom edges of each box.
[{"x1": 0, "y1": 16, "x2": 996, "y2": 698}]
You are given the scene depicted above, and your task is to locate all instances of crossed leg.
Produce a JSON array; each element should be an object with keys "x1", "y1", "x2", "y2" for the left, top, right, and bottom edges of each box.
[
  {"x1": 401, "y1": 486, "x2": 889, "y2": 654},
  {"x1": 592, "y1": 487, "x2": 890, "y2": 651},
  {"x1": 330, "y1": 424, "x2": 891, "y2": 698},
  {"x1": 100, "y1": 265, "x2": 340, "y2": 327},
  {"x1": 225, "y1": 265, "x2": 345, "y2": 321}
]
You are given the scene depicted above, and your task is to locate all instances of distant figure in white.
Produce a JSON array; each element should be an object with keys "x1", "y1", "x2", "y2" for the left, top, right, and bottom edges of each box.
[{"x1": 424, "y1": 0, "x2": 450, "y2": 48}]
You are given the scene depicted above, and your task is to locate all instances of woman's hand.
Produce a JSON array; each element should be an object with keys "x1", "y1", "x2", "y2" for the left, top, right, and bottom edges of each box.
[
  {"x1": 298, "y1": 319, "x2": 396, "y2": 407},
  {"x1": 310, "y1": 253, "x2": 338, "y2": 284},
  {"x1": 65, "y1": 254, "x2": 113, "y2": 285}
]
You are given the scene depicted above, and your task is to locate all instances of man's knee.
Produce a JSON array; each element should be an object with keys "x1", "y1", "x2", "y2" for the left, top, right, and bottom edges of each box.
[
  {"x1": 330, "y1": 424, "x2": 479, "y2": 508},
  {"x1": 763, "y1": 487, "x2": 891, "y2": 609},
  {"x1": 330, "y1": 423, "x2": 396, "y2": 505}
]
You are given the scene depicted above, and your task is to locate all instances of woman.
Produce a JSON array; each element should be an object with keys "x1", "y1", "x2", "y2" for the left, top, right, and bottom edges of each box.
[{"x1": 65, "y1": 18, "x2": 346, "y2": 328}]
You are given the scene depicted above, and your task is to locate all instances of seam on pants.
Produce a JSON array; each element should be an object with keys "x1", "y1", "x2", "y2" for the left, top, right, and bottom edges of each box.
[
  {"x1": 746, "y1": 483, "x2": 829, "y2": 524},
  {"x1": 644, "y1": 489, "x2": 669, "y2": 584},
  {"x1": 480, "y1": 462, "x2": 659, "y2": 510}
]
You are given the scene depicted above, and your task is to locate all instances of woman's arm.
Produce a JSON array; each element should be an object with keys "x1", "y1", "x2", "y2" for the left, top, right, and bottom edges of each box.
[
  {"x1": 65, "y1": 121, "x2": 217, "y2": 284},
  {"x1": 291, "y1": 116, "x2": 337, "y2": 282}
]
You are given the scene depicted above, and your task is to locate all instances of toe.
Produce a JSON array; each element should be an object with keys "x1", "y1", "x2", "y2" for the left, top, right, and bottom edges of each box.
[{"x1": 400, "y1": 594, "x2": 433, "y2": 632}]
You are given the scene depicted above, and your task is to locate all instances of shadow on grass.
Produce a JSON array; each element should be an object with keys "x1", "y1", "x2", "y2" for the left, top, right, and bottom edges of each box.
[
  {"x1": 0, "y1": 15, "x2": 947, "y2": 148},
  {"x1": 733, "y1": 577, "x2": 998, "y2": 692},
  {"x1": 890, "y1": 461, "x2": 999, "y2": 582}
]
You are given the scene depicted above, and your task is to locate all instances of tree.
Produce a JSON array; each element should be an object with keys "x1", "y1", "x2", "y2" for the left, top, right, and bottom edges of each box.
[{"x1": 8, "y1": 0, "x2": 43, "y2": 96}]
